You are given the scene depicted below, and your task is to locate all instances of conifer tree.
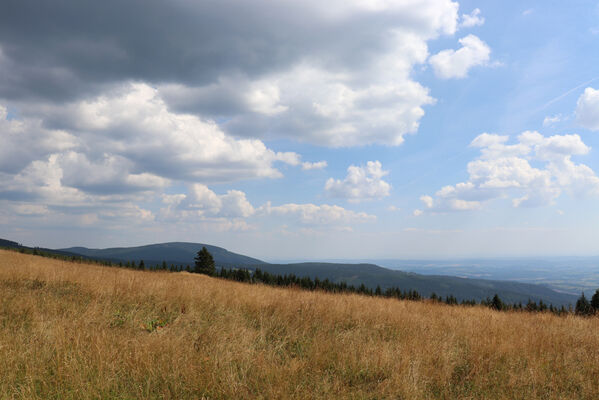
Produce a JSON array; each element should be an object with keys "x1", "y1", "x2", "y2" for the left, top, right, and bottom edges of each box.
[
  {"x1": 591, "y1": 289, "x2": 599, "y2": 312},
  {"x1": 576, "y1": 292, "x2": 593, "y2": 316},
  {"x1": 194, "y1": 246, "x2": 215, "y2": 275},
  {"x1": 490, "y1": 294, "x2": 503, "y2": 310}
]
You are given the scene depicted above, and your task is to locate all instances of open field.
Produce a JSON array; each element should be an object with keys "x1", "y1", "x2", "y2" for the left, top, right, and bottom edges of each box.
[{"x1": 1, "y1": 250, "x2": 599, "y2": 399}]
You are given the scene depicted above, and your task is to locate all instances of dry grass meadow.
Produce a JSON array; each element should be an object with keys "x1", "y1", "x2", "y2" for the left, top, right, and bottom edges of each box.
[{"x1": 1, "y1": 249, "x2": 599, "y2": 399}]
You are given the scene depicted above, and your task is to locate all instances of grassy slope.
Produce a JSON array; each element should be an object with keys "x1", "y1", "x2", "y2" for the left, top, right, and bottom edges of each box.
[
  {"x1": 55, "y1": 240, "x2": 577, "y2": 305},
  {"x1": 1, "y1": 250, "x2": 599, "y2": 399}
]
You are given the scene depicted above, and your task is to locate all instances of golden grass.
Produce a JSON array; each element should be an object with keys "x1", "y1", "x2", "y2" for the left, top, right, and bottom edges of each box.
[{"x1": 1, "y1": 250, "x2": 599, "y2": 399}]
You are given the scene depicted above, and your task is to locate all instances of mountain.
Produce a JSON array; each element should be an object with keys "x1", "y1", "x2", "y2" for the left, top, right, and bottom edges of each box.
[
  {"x1": 49, "y1": 240, "x2": 577, "y2": 305},
  {"x1": 0, "y1": 238, "x2": 88, "y2": 259},
  {"x1": 249, "y1": 262, "x2": 576, "y2": 306},
  {"x1": 0, "y1": 238, "x2": 25, "y2": 248},
  {"x1": 60, "y1": 242, "x2": 264, "y2": 268}
]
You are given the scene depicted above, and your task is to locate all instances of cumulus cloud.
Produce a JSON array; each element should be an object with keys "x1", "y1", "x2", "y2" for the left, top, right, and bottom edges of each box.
[
  {"x1": 0, "y1": 105, "x2": 78, "y2": 174},
  {"x1": 575, "y1": 87, "x2": 599, "y2": 130},
  {"x1": 460, "y1": 8, "x2": 485, "y2": 28},
  {"x1": 0, "y1": 152, "x2": 156, "y2": 229},
  {"x1": 302, "y1": 161, "x2": 328, "y2": 171},
  {"x1": 418, "y1": 131, "x2": 599, "y2": 213},
  {"x1": 160, "y1": 184, "x2": 255, "y2": 221},
  {"x1": 16, "y1": 83, "x2": 299, "y2": 184},
  {"x1": 0, "y1": 1, "x2": 458, "y2": 99},
  {"x1": 261, "y1": 202, "x2": 376, "y2": 225},
  {"x1": 0, "y1": 0, "x2": 496, "y2": 239},
  {"x1": 160, "y1": 184, "x2": 377, "y2": 228},
  {"x1": 159, "y1": 184, "x2": 376, "y2": 232},
  {"x1": 429, "y1": 34, "x2": 491, "y2": 79},
  {"x1": 325, "y1": 161, "x2": 391, "y2": 202},
  {"x1": 220, "y1": 63, "x2": 436, "y2": 146},
  {"x1": 0, "y1": 83, "x2": 307, "y2": 231},
  {"x1": 0, "y1": 0, "x2": 467, "y2": 147}
]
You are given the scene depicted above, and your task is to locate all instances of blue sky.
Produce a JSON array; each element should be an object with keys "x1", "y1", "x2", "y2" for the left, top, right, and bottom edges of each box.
[{"x1": 1, "y1": 0, "x2": 599, "y2": 259}]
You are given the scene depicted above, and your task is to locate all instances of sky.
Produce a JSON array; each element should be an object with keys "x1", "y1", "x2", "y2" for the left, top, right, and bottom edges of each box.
[{"x1": 2, "y1": 0, "x2": 599, "y2": 260}]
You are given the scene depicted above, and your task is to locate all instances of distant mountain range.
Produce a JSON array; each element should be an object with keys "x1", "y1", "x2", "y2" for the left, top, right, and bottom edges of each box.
[
  {"x1": 252, "y1": 262, "x2": 576, "y2": 306},
  {"x1": 0, "y1": 238, "x2": 577, "y2": 306}
]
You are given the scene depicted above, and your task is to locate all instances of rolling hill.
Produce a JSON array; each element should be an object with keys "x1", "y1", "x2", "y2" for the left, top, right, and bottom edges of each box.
[
  {"x1": 60, "y1": 242, "x2": 263, "y2": 268},
  {"x1": 55, "y1": 241, "x2": 577, "y2": 306},
  {"x1": 251, "y1": 262, "x2": 576, "y2": 306}
]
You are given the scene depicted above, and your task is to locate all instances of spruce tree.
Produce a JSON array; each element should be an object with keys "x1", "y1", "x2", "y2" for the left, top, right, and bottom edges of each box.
[
  {"x1": 491, "y1": 294, "x2": 504, "y2": 311},
  {"x1": 591, "y1": 289, "x2": 599, "y2": 312},
  {"x1": 194, "y1": 247, "x2": 215, "y2": 276},
  {"x1": 575, "y1": 292, "x2": 593, "y2": 316}
]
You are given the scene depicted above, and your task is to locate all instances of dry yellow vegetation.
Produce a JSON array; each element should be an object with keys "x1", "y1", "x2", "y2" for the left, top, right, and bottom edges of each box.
[{"x1": 1, "y1": 249, "x2": 599, "y2": 399}]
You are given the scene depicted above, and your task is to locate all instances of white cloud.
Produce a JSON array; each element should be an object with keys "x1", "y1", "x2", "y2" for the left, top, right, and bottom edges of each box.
[
  {"x1": 302, "y1": 161, "x2": 328, "y2": 170},
  {"x1": 429, "y1": 34, "x2": 491, "y2": 79},
  {"x1": 543, "y1": 114, "x2": 562, "y2": 127},
  {"x1": 460, "y1": 8, "x2": 485, "y2": 28},
  {"x1": 160, "y1": 183, "x2": 378, "y2": 232},
  {"x1": 0, "y1": 105, "x2": 78, "y2": 174},
  {"x1": 419, "y1": 195, "x2": 434, "y2": 208},
  {"x1": 220, "y1": 62, "x2": 436, "y2": 146},
  {"x1": 0, "y1": 152, "x2": 159, "y2": 226},
  {"x1": 0, "y1": 83, "x2": 311, "y2": 214},
  {"x1": 575, "y1": 87, "x2": 599, "y2": 130},
  {"x1": 12, "y1": 204, "x2": 49, "y2": 216},
  {"x1": 0, "y1": 84, "x2": 314, "y2": 231},
  {"x1": 162, "y1": 184, "x2": 255, "y2": 220},
  {"x1": 57, "y1": 151, "x2": 169, "y2": 194},
  {"x1": 41, "y1": 83, "x2": 300, "y2": 183},
  {"x1": 418, "y1": 131, "x2": 599, "y2": 213},
  {"x1": 245, "y1": 80, "x2": 289, "y2": 116},
  {"x1": 325, "y1": 161, "x2": 391, "y2": 202},
  {"x1": 261, "y1": 202, "x2": 376, "y2": 225},
  {"x1": 151, "y1": 1, "x2": 465, "y2": 147},
  {"x1": 218, "y1": 190, "x2": 255, "y2": 218},
  {"x1": 1, "y1": 0, "x2": 476, "y2": 150}
]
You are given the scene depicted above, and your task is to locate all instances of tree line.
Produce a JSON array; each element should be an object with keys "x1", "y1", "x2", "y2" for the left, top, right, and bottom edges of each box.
[
  {"x1": 7, "y1": 245, "x2": 599, "y2": 317},
  {"x1": 192, "y1": 247, "x2": 599, "y2": 317}
]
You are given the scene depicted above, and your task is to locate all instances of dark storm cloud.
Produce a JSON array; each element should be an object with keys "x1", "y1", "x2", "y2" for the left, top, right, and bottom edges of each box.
[
  {"x1": 0, "y1": 0, "x2": 330, "y2": 100},
  {"x1": 0, "y1": 0, "x2": 457, "y2": 103}
]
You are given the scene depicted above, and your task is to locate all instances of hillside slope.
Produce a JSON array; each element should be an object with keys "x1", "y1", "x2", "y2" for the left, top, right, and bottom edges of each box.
[
  {"x1": 61, "y1": 241, "x2": 264, "y2": 267},
  {"x1": 253, "y1": 262, "x2": 576, "y2": 306},
  {"x1": 57, "y1": 241, "x2": 576, "y2": 306},
  {"x1": 1, "y1": 250, "x2": 598, "y2": 399}
]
